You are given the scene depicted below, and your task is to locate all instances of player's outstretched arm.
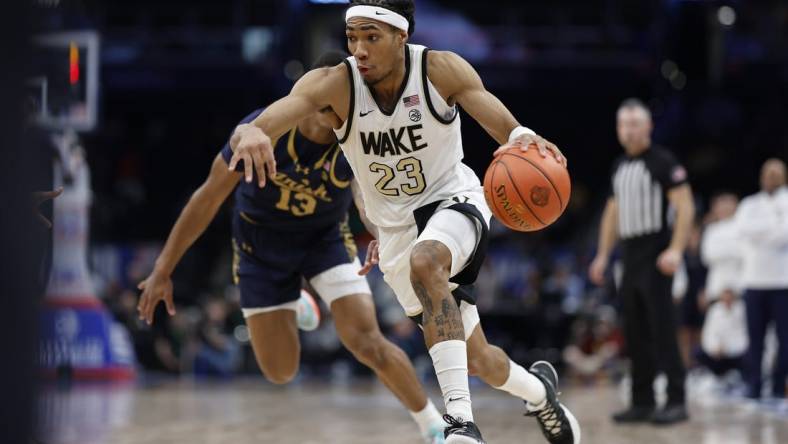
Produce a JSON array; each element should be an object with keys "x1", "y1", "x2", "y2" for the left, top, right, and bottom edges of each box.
[
  {"x1": 137, "y1": 153, "x2": 240, "y2": 324},
  {"x1": 426, "y1": 50, "x2": 566, "y2": 166},
  {"x1": 229, "y1": 64, "x2": 350, "y2": 187}
]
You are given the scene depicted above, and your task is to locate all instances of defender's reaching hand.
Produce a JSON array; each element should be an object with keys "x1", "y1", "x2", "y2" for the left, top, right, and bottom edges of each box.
[
  {"x1": 137, "y1": 271, "x2": 176, "y2": 325},
  {"x1": 229, "y1": 123, "x2": 277, "y2": 188},
  {"x1": 358, "y1": 240, "x2": 380, "y2": 276}
]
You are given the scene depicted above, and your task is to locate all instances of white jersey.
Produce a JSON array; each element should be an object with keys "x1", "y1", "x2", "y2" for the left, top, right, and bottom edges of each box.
[{"x1": 334, "y1": 44, "x2": 482, "y2": 228}]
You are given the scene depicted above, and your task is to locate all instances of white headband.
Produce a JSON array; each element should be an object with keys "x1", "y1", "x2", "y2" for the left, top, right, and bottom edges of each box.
[{"x1": 345, "y1": 5, "x2": 409, "y2": 32}]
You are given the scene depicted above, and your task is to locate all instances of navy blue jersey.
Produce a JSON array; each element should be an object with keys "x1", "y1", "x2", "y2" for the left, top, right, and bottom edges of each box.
[{"x1": 221, "y1": 109, "x2": 354, "y2": 231}]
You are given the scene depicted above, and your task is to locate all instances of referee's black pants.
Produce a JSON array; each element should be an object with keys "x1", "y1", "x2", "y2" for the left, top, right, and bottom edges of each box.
[{"x1": 620, "y1": 241, "x2": 686, "y2": 408}]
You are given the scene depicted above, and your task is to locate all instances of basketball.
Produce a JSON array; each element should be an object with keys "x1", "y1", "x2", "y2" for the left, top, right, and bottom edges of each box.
[{"x1": 483, "y1": 145, "x2": 571, "y2": 232}]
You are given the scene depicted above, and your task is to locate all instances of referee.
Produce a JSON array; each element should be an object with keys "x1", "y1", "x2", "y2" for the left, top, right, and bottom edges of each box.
[{"x1": 589, "y1": 99, "x2": 695, "y2": 425}]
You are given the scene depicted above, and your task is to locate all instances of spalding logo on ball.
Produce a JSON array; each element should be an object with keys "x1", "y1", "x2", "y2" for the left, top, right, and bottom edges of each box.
[
  {"x1": 530, "y1": 186, "x2": 551, "y2": 207},
  {"x1": 484, "y1": 145, "x2": 571, "y2": 232}
]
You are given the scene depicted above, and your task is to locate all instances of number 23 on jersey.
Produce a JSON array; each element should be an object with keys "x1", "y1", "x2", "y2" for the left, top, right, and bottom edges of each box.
[{"x1": 368, "y1": 156, "x2": 426, "y2": 197}]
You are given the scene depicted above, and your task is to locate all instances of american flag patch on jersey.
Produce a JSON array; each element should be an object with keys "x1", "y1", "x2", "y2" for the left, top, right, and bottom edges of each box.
[{"x1": 403, "y1": 94, "x2": 420, "y2": 107}]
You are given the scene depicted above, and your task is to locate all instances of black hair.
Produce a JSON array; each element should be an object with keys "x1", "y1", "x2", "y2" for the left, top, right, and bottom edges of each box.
[
  {"x1": 349, "y1": 0, "x2": 416, "y2": 37},
  {"x1": 310, "y1": 50, "x2": 349, "y2": 69}
]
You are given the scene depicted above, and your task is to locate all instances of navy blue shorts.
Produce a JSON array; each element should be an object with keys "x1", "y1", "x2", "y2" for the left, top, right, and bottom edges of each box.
[{"x1": 231, "y1": 210, "x2": 359, "y2": 309}]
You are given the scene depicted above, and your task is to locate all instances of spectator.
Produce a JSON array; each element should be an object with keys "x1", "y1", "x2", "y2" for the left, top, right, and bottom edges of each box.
[
  {"x1": 695, "y1": 193, "x2": 747, "y2": 388},
  {"x1": 700, "y1": 193, "x2": 743, "y2": 306},
  {"x1": 563, "y1": 306, "x2": 624, "y2": 385},
  {"x1": 734, "y1": 158, "x2": 788, "y2": 400},
  {"x1": 193, "y1": 298, "x2": 241, "y2": 377},
  {"x1": 697, "y1": 288, "x2": 747, "y2": 379}
]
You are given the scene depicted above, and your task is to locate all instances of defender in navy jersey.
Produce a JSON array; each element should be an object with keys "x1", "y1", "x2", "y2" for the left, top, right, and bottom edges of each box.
[
  {"x1": 220, "y1": 108, "x2": 362, "y2": 312},
  {"x1": 138, "y1": 53, "x2": 447, "y2": 444}
]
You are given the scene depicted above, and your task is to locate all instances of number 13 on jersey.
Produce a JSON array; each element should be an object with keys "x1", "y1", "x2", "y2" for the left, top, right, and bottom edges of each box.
[{"x1": 369, "y1": 156, "x2": 426, "y2": 197}]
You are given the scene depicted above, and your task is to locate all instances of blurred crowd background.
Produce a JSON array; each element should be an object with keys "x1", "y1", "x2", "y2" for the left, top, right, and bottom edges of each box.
[{"x1": 28, "y1": 0, "x2": 787, "y2": 392}]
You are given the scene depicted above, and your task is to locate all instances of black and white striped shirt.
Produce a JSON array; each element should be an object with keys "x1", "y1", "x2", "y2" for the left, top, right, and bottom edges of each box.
[{"x1": 610, "y1": 146, "x2": 688, "y2": 240}]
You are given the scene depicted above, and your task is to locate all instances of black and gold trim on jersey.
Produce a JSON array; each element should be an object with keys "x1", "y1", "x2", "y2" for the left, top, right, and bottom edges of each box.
[
  {"x1": 338, "y1": 59, "x2": 356, "y2": 145},
  {"x1": 421, "y1": 48, "x2": 459, "y2": 125}
]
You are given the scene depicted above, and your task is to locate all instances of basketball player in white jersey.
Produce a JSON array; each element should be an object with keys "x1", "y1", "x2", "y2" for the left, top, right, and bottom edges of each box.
[{"x1": 228, "y1": 2, "x2": 580, "y2": 443}]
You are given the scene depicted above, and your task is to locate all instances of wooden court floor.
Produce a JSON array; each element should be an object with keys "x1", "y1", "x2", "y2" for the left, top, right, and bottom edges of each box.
[{"x1": 38, "y1": 378, "x2": 788, "y2": 444}]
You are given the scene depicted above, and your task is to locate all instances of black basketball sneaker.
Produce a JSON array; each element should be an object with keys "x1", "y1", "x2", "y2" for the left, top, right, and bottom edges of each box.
[
  {"x1": 525, "y1": 361, "x2": 582, "y2": 444},
  {"x1": 443, "y1": 414, "x2": 485, "y2": 444}
]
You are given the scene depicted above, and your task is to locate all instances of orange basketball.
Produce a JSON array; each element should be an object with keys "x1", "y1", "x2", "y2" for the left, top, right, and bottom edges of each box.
[{"x1": 483, "y1": 145, "x2": 571, "y2": 232}]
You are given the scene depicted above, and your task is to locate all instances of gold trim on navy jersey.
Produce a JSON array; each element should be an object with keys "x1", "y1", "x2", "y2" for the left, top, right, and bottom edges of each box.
[
  {"x1": 239, "y1": 211, "x2": 261, "y2": 225},
  {"x1": 231, "y1": 238, "x2": 241, "y2": 285},
  {"x1": 329, "y1": 146, "x2": 352, "y2": 189}
]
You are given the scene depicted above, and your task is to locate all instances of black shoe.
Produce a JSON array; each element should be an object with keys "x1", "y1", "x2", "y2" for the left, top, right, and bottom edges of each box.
[
  {"x1": 443, "y1": 414, "x2": 485, "y2": 444},
  {"x1": 525, "y1": 361, "x2": 581, "y2": 444},
  {"x1": 612, "y1": 406, "x2": 654, "y2": 423},
  {"x1": 651, "y1": 404, "x2": 688, "y2": 425}
]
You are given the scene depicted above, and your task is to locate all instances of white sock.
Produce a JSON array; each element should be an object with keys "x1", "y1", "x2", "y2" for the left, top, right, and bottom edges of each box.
[
  {"x1": 429, "y1": 340, "x2": 473, "y2": 422},
  {"x1": 409, "y1": 399, "x2": 443, "y2": 436},
  {"x1": 495, "y1": 360, "x2": 547, "y2": 406}
]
